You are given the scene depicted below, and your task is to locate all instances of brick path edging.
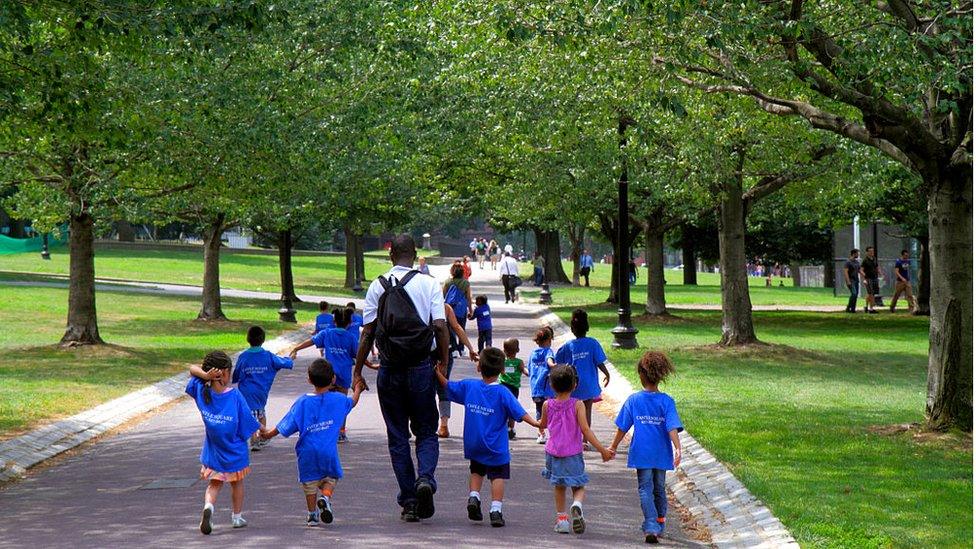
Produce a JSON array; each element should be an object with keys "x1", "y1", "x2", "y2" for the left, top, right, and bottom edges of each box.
[
  {"x1": 0, "y1": 327, "x2": 311, "y2": 484},
  {"x1": 536, "y1": 309, "x2": 800, "y2": 549}
]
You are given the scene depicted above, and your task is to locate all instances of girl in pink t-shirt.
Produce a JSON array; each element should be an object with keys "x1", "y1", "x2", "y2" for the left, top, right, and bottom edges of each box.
[{"x1": 539, "y1": 365, "x2": 613, "y2": 535}]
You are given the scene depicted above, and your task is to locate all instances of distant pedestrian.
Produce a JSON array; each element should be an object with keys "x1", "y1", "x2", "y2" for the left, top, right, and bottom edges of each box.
[
  {"x1": 472, "y1": 295, "x2": 492, "y2": 352},
  {"x1": 435, "y1": 347, "x2": 541, "y2": 528},
  {"x1": 499, "y1": 251, "x2": 520, "y2": 303},
  {"x1": 628, "y1": 258, "x2": 638, "y2": 286},
  {"x1": 444, "y1": 264, "x2": 473, "y2": 356},
  {"x1": 462, "y1": 256, "x2": 472, "y2": 279},
  {"x1": 504, "y1": 242, "x2": 514, "y2": 255},
  {"x1": 843, "y1": 249, "x2": 861, "y2": 313},
  {"x1": 259, "y1": 359, "x2": 366, "y2": 527},
  {"x1": 539, "y1": 364, "x2": 614, "y2": 535},
  {"x1": 890, "y1": 249, "x2": 917, "y2": 313},
  {"x1": 489, "y1": 239, "x2": 500, "y2": 270},
  {"x1": 353, "y1": 234, "x2": 450, "y2": 522},
  {"x1": 233, "y1": 326, "x2": 294, "y2": 451},
  {"x1": 609, "y1": 351, "x2": 683, "y2": 545},
  {"x1": 861, "y1": 246, "x2": 881, "y2": 314},
  {"x1": 579, "y1": 250, "x2": 594, "y2": 287},
  {"x1": 314, "y1": 301, "x2": 334, "y2": 335},
  {"x1": 476, "y1": 238, "x2": 487, "y2": 269},
  {"x1": 533, "y1": 252, "x2": 545, "y2": 285},
  {"x1": 469, "y1": 238, "x2": 478, "y2": 258},
  {"x1": 188, "y1": 351, "x2": 261, "y2": 535},
  {"x1": 417, "y1": 256, "x2": 431, "y2": 276},
  {"x1": 554, "y1": 309, "x2": 610, "y2": 434}
]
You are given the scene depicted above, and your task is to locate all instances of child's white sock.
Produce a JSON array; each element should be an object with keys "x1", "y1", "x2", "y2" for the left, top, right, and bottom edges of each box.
[
  {"x1": 204, "y1": 502, "x2": 214, "y2": 512},
  {"x1": 571, "y1": 501, "x2": 583, "y2": 511},
  {"x1": 490, "y1": 500, "x2": 503, "y2": 513},
  {"x1": 231, "y1": 512, "x2": 242, "y2": 520},
  {"x1": 469, "y1": 491, "x2": 480, "y2": 499}
]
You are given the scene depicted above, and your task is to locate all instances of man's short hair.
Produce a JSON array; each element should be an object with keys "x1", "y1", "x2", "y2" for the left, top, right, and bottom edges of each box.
[
  {"x1": 390, "y1": 234, "x2": 417, "y2": 262},
  {"x1": 901, "y1": 249, "x2": 909, "y2": 255},
  {"x1": 850, "y1": 248, "x2": 859, "y2": 256},
  {"x1": 866, "y1": 246, "x2": 875, "y2": 253}
]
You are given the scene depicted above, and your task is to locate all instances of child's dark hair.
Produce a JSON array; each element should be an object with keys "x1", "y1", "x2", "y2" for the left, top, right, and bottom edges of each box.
[
  {"x1": 333, "y1": 307, "x2": 351, "y2": 328},
  {"x1": 637, "y1": 351, "x2": 675, "y2": 386},
  {"x1": 201, "y1": 351, "x2": 233, "y2": 404},
  {"x1": 451, "y1": 264, "x2": 464, "y2": 279},
  {"x1": 478, "y1": 347, "x2": 506, "y2": 378},
  {"x1": 346, "y1": 302, "x2": 356, "y2": 311},
  {"x1": 308, "y1": 358, "x2": 335, "y2": 388},
  {"x1": 533, "y1": 326, "x2": 554, "y2": 345},
  {"x1": 570, "y1": 309, "x2": 589, "y2": 337},
  {"x1": 246, "y1": 325, "x2": 265, "y2": 347},
  {"x1": 319, "y1": 300, "x2": 330, "y2": 312},
  {"x1": 503, "y1": 338, "x2": 519, "y2": 357},
  {"x1": 475, "y1": 295, "x2": 487, "y2": 306},
  {"x1": 549, "y1": 364, "x2": 577, "y2": 394}
]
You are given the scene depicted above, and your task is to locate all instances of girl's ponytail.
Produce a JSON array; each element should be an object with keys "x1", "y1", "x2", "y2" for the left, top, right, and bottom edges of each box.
[{"x1": 201, "y1": 350, "x2": 232, "y2": 405}]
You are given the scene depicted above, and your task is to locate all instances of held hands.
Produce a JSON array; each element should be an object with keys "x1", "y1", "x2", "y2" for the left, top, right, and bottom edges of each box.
[
  {"x1": 352, "y1": 374, "x2": 368, "y2": 393},
  {"x1": 468, "y1": 349, "x2": 479, "y2": 362},
  {"x1": 258, "y1": 427, "x2": 274, "y2": 440},
  {"x1": 288, "y1": 349, "x2": 298, "y2": 360},
  {"x1": 599, "y1": 446, "x2": 614, "y2": 462}
]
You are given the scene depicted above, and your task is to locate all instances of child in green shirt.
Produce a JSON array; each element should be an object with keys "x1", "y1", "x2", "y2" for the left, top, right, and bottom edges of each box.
[{"x1": 500, "y1": 338, "x2": 529, "y2": 440}]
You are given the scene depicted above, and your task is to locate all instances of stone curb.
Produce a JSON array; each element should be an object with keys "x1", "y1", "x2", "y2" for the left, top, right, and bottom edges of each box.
[
  {"x1": 535, "y1": 308, "x2": 799, "y2": 549},
  {"x1": 0, "y1": 327, "x2": 312, "y2": 484}
]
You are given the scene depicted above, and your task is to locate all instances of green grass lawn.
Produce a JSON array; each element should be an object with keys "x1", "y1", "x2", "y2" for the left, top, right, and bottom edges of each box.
[
  {"x1": 1, "y1": 247, "x2": 395, "y2": 297},
  {"x1": 552, "y1": 305, "x2": 971, "y2": 548},
  {"x1": 0, "y1": 284, "x2": 320, "y2": 439},
  {"x1": 518, "y1": 260, "x2": 845, "y2": 308}
]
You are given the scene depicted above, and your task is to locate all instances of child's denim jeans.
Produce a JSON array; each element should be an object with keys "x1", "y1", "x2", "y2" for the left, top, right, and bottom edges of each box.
[{"x1": 637, "y1": 468, "x2": 667, "y2": 534}]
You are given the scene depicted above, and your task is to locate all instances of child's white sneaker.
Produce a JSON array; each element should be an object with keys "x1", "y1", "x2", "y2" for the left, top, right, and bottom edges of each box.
[
  {"x1": 317, "y1": 496, "x2": 334, "y2": 524},
  {"x1": 536, "y1": 432, "x2": 548, "y2": 444},
  {"x1": 306, "y1": 512, "x2": 320, "y2": 527},
  {"x1": 231, "y1": 515, "x2": 248, "y2": 529},
  {"x1": 554, "y1": 518, "x2": 571, "y2": 534}
]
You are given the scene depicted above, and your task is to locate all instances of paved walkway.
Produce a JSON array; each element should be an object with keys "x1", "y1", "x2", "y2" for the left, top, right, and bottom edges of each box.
[{"x1": 0, "y1": 266, "x2": 704, "y2": 548}]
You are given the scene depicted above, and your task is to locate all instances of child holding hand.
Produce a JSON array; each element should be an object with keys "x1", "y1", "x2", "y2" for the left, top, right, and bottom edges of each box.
[
  {"x1": 436, "y1": 347, "x2": 542, "y2": 528},
  {"x1": 539, "y1": 364, "x2": 614, "y2": 535},
  {"x1": 609, "y1": 351, "x2": 683, "y2": 544},
  {"x1": 233, "y1": 326, "x2": 294, "y2": 451},
  {"x1": 528, "y1": 326, "x2": 557, "y2": 444},
  {"x1": 499, "y1": 338, "x2": 529, "y2": 440},
  {"x1": 187, "y1": 351, "x2": 261, "y2": 535},
  {"x1": 260, "y1": 358, "x2": 366, "y2": 527}
]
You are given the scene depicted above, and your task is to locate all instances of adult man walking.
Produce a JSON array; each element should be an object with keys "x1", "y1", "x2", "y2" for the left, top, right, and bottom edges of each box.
[
  {"x1": 890, "y1": 249, "x2": 917, "y2": 313},
  {"x1": 579, "y1": 249, "x2": 594, "y2": 287},
  {"x1": 860, "y1": 246, "x2": 881, "y2": 314},
  {"x1": 354, "y1": 235, "x2": 450, "y2": 522},
  {"x1": 499, "y1": 251, "x2": 520, "y2": 303},
  {"x1": 843, "y1": 248, "x2": 861, "y2": 313}
]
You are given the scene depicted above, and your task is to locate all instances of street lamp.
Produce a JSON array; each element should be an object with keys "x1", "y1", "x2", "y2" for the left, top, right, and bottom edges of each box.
[{"x1": 611, "y1": 115, "x2": 638, "y2": 349}]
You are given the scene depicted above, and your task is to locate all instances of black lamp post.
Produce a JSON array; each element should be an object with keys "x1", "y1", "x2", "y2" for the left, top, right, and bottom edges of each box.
[
  {"x1": 40, "y1": 233, "x2": 51, "y2": 260},
  {"x1": 611, "y1": 115, "x2": 638, "y2": 349}
]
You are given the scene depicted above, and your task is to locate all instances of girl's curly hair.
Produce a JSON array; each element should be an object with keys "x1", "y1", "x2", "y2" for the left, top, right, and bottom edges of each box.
[{"x1": 637, "y1": 351, "x2": 675, "y2": 386}]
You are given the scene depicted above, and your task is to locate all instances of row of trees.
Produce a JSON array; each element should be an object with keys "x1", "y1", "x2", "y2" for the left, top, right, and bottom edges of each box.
[{"x1": 1, "y1": 1, "x2": 970, "y2": 430}]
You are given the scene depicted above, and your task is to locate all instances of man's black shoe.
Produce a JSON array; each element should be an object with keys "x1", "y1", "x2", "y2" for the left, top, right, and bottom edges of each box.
[
  {"x1": 467, "y1": 496, "x2": 483, "y2": 521},
  {"x1": 416, "y1": 480, "x2": 435, "y2": 519},
  {"x1": 489, "y1": 510, "x2": 505, "y2": 527},
  {"x1": 400, "y1": 503, "x2": 420, "y2": 523}
]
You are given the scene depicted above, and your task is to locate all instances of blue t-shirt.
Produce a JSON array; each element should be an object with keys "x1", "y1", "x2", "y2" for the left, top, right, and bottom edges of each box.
[
  {"x1": 312, "y1": 328, "x2": 359, "y2": 389},
  {"x1": 314, "y1": 313, "x2": 335, "y2": 334},
  {"x1": 895, "y1": 258, "x2": 911, "y2": 281},
  {"x1": 277, "y1": 392, "x2": 355, "y2": 482},
  {"x1": 232, "y1": 347, "x2": 294, "y2": 411},
  {"x1": 473, "y1": 303, "x2": 492, "y2": 331},
  {"x1": 615, "y1": 391, "x2": 683, "y2": 470},
  {"x1": 554, "y1": 337, "x2": 607, "y2": 400},
  {"x1": 446, "y1": 379, "x2": 527, "y2": 466},
  {"x1": 347, "y1": 313, "x2": 364, "y2": 337},
  {"x1": 528, "y1": 347, "x2": 555, "y2": 398},
  {"x1": 580, "y1": 255, "x2": 594, "y2": 269},
  {"x1": 186, "y1": 377, "x2": 260, "y2": 473}
]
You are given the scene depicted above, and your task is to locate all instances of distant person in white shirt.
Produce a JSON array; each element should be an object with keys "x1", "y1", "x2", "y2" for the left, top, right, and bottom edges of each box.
[
  {"x1": 499, "y1": 252, "x2": 520, "y2": 303},
  {"x1": 354, "y1": 234, "x2": 450, "y2": 522},
  {"x1": 503, "y1": 242, "x2": 513, "y2": 255}
]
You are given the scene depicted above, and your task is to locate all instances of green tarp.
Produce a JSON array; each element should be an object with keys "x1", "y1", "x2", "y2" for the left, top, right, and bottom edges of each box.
[{"x1": 0, "y1": 232, "x2": 67, "y2": 254}]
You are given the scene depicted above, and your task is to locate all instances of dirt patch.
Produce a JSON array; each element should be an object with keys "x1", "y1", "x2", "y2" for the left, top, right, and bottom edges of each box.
[
  {"x1": 635, "y1": 311, "x2": 686, "y2": 323},
  {"x1": 867, "y1": 422, "x2": 973, "y2": 452},
  {"x1": 690, "y1": 341, "x2": 820, "y2": 362}
]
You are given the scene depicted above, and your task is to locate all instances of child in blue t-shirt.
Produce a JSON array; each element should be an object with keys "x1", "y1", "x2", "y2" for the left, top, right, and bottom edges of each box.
[
  {"x1": 292, "y1": 308, "x2": 362, "y2": 442},
  {"x1": 314, "y1": 301, "x2": 334, "y2": 335},
  {"x1": 435, "y1": 347, "x2": 541, "y2": 528},
  {"x1": 232, "y1": 326, "x2": 294, "y2": 451},
  {"x1": 187, "y1": 351, "x2": 261, "y2": 535},
  {"x1": 261, "y1": 358, "x2": 365, "y2": 527},
  {"x1": 528, "y1": 326, "x2": 557, "y2": 443},
  {"x1": 609, "y1": 351, "x2": 683, "y2": 544},
  {"x1": 472, "y1": 295, "x2": 492, "y2": 352},
  {"x1": 554, "y1": 309, "x2": 611, "y2": 435},
  {"x1": 346, "y1": 302, "x2": 363, "y2": 337}
]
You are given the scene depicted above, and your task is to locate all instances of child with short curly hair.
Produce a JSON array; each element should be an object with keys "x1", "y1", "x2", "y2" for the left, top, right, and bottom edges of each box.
[{"x1": 609, "y1": 351, "x2": 683, "y2": 544}]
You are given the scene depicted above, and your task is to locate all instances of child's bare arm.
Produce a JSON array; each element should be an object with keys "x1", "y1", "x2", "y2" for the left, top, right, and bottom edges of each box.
[
  {"x1": 289, "y1": 339, "x2": 314, "y2": 359},
  {"x1": 546, "y1": 357, "x2": 557, "y2": 368},
  {"x1": 520, "y1": 413, "x2": 541, "y2": 429},
  {"x1": 669, "y1": 429, "x2": 682, "y2": 467},
  {"x1": 259, "y1": 426, "x2": 279, "y2": 440},
  {"x1": 434, "y1": 364, "x2": 449, "y2": 387},
  {"x1": 609, "y1": 427, "x2": 628, "y2": 455},
  {"x1": 575, "y1": 401, "x2": 613, "y2": 461},
  {"x1": 519, "y1": 359, "x2": 529, "y2": 377},
  {"x1": 597, "y1": 362, "x2": 611, "y2": 387},
  {"x1": 351, "y1": 379, "x2": 367, "y2": 407},
  {"x1": 189, "y1": 364, "x2": 218, "y2": 381},
  {"x1": 538, "y1": 400, "x2": 549, "y2": 430}
]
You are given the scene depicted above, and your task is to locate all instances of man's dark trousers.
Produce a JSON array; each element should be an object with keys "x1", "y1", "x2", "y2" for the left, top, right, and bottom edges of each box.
[
  {"x1": 376, "y1": 359, "x2": 439, "y2": 507},
  {"x1": 581, "y1": 266, "x2": 591, "y2": 287},
  {"x1": 846, "y1": 282, "x2": 859, "y2": 312}
]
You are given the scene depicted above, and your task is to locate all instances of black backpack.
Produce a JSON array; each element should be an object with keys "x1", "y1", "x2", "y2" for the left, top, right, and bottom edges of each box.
[{"x1": 374, "y1": 270, "x2": 434, "y2": 367}]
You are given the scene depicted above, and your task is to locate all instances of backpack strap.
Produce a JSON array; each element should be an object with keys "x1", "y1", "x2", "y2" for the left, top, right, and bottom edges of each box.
[
  {"x1": 377, "y1": 275, "x2": 392, "y2": 291},
  {"x1": 397, "y1": 270, "x2": 421, "y2": 287}
]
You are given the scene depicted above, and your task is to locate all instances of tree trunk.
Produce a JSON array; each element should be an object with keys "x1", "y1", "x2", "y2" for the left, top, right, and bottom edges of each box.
[
  {"x1": 717, "y1": 175, "x2": 758, "y2": 345},
  {"x1": 355, "y1": 234, "x2": 365, "y2": 287},
  {"x1": 681, "y1": 226, "x2": 698, "y2": 286},
  {"x1": 924, "y1": 169, "x2": 972, "y2": 431},
  {"x1": 343, "y1": 225, "x2": 358, "y2": 289},
  {"x1": 567, "y1": 225, "x2": 583, "y2": 286},
  {"x1": 914, "y1": 233, "x2": 930, "y2": 316},
  {"x1": 116, "y1": 220, "x2": 136, "y2": 242},
  {"x1": 60, "y1": 212, "x2": 104, "y2": 346},
  {"x1": 277, "y1": 229, "x2": 300, "y2": 303},
  {"x1": 198, "y1": 214, "x2": 227, "y2": 321},
  {"x1": 645, "y1": 227, "x2": 667, "y2": 315},
  {"x1": 533, "y1": 228, "x2": 570, "y2": 284}
]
